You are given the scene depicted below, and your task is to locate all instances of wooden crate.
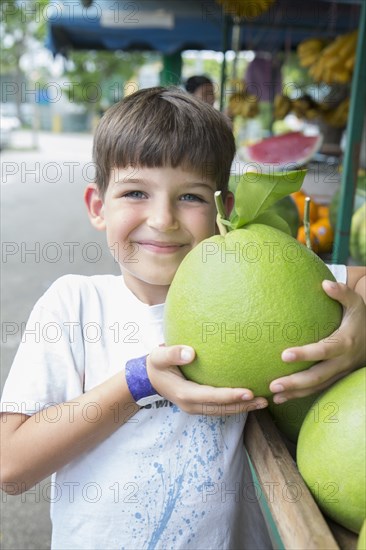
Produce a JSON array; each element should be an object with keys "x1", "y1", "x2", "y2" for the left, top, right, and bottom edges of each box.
[{"x1": 244, "y1": 409, "x2": 358, "y2": 550}]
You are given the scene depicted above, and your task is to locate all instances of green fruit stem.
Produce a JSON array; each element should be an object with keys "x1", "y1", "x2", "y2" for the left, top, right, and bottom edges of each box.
[
  {"x1": 304, "y1": 196, "x2": 312, "y2": 250},
  {"x1": 214, "y1": 190, "x2": 229, "y2": 236}
]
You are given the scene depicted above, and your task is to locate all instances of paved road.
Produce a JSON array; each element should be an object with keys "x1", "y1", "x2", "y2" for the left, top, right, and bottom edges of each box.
[{"x1": 1, "y1": 131, "x2": 119, "y2": 550}]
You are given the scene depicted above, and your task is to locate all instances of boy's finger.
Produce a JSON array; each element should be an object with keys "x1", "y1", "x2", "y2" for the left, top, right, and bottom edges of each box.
[
  {"x1": 270, "y1": 358, "x2": 348, "y2": 394},
  {"x1": 177, "y1": 379, "x2": 259, "y2": 404},
  {"x1": 271, "y1": 368, "x2": 352, "y2": 403},
  {"x1": 281, "y1": 336, "x2": 342, "y2": 364},
  {"x1": 322, "y1": 279, "x2": 363, "y2": 310},
  {"x1": 173, "y1": 380, "x2": 268, "y2": 412},
  {"x1": 148, "y1": 345, "x2": 195, "y2": 369}
]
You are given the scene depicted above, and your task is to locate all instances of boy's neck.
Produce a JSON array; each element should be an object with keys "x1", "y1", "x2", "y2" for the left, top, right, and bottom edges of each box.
[{"x1": 122, "y1": 271, "x2": 168, "y2": 306}]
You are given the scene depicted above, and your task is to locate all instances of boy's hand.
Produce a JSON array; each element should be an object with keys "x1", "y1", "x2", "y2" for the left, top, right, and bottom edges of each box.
[
  {"x1": 147, "y1": 345, "x2": 268, "y2": 415},
  {"x1": 270, "y1": 280, "x2": 366, "y2": 404}
]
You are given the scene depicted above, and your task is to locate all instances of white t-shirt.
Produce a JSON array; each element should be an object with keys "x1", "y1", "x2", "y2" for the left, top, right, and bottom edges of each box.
[{"x1": 1, "y1": 265, "x2": 346, "y2": 550}]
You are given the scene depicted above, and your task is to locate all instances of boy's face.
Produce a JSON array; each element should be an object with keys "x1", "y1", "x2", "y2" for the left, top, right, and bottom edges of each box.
[{"x1": 85, "y1": 165, "x2": 233, "y2": 304}]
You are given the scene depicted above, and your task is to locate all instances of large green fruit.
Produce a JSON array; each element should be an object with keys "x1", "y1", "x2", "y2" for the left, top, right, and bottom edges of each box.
[
  {"x1": 297, "y1": 368, "x2": 366, "y2": 533},
  {"x1": 164, "y1": 224, "x2": 342, "y2": 396}
]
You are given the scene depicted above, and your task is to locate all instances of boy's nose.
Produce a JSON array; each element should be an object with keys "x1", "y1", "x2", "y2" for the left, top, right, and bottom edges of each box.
[{"x1": 147, "y1": 203, "x2": 179, "y2": 232}]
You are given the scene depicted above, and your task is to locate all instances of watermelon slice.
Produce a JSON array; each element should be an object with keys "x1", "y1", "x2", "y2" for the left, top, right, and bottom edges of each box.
[{"x1": 242, "y1": 131, "x2": 323, "y2": 170}]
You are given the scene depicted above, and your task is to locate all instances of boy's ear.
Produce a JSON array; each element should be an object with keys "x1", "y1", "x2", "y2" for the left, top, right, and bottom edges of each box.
[
  {"x1": 84, "y1": 183, "x2": 106, "y2": 231},
  {"x1": 224, "y1": 191, "x2": 235, "y2": 217}
]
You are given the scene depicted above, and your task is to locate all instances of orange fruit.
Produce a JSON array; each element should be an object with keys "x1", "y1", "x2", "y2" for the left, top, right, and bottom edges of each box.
[
  {"x1": 291, "y1": 191, "x2": 319, "y2": 224},
  {"x1": 312, "y1": 217, "x2": 334, "y2": 252},
  {"x1": 317, "y1": 204, "x2": 330, "y2": 219},
  {"x1": 297, "y1": 224, "x2": 320, "y2": 253}
]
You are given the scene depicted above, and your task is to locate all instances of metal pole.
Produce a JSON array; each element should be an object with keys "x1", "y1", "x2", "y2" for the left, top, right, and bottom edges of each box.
[
  {"x1": 332, "y1": 3, "x2": 366, "y2": 264},
  {"x1": 231, "y1": 18, "x2": 241, "y2": 81},
  {"x1": 219, "y1": 14, "x2": 230, "y2": 112}
]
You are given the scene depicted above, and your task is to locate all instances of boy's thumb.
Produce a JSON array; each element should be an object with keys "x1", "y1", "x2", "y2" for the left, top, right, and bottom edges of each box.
[{"x1": 149, "y1": 345, "x2": 195, "y2": 368}]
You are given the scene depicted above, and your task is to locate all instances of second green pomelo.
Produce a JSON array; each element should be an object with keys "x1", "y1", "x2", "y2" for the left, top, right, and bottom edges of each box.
[
  {"x1": 164, "y1": 224, "x2": 342, "y2": 396},
  {"x1": 297, "y1": 367, "x2": 366, "y2": 533},
  {"x1": 268, "y1": 393, "x2": 319, "y2": 442}
]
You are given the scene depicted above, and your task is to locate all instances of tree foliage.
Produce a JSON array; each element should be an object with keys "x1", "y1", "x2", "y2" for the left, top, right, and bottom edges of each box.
[
  {"x1": 0, "y1": 0, "x2": 48, "y2": 74},
  {"x1": 62, "y1": 49, "x2": 151, "y2": 112},
  {"x1": 0, "y1": 1, "x2": 154, "y2": 114}
]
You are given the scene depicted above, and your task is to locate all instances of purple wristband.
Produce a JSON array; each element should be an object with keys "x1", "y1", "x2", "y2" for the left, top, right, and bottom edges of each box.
[{"x1": 125, "y1": 355, "x2": 160, "y2": 405}]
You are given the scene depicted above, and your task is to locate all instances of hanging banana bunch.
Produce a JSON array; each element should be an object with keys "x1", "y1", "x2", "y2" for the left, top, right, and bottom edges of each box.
[
  {"x1": 227, "y1": 90, "x2": 259, "y2": 118},
  {"x1": 273, "y1": 94, "x2": 350, "y2": 129},
  {"x1": 297, "y1": 30, "x2": 358, "y2": 84},
  {"x1": 273, "y1": 94, "x2": 317, "y2": 121},
  {"x1": 273, "y1": 94, "x2": 292, "y2": 120},
  {"x1": 226, "y1": 80, "x2": 259, "y2": 118},
  {"x1": 291, "y1": 96, "x2": 319, "y2": 120},
  {"x1": 216, "y1": 0, "x2": 275, "y2": 19},
  {"x1": 321, "y1": 98, "x2": 350, "y2": 128},
  {"x1": 297, "y1": 38, "x2": 328, "y2": 68}
]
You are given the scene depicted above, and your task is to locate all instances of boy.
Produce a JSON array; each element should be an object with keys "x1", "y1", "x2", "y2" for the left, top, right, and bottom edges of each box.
[{"x1": 1, "y1": 87, "x2": 365, "y2": 550}]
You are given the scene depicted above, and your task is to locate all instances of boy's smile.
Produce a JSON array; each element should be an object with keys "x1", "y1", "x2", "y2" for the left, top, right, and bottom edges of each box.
[
  {"x1": 85, "y1": 165, "x2": 233, "y2": 305},
  {"x1": 136, "y1": 241, "x2": 186, "y2": 254}
]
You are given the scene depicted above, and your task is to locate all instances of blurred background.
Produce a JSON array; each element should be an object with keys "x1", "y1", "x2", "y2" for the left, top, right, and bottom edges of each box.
[{"x1": 1, "y1": 1, "x2": 365, "y2": 548}]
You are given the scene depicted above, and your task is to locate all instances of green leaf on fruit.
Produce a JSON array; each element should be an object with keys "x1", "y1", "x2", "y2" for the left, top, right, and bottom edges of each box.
[
  {"x1": 251, "y1": 211, "x2": 292, "y2": 235},
  {"x1": 232, "y1": 169, "x2": 307, "y2": 229}
]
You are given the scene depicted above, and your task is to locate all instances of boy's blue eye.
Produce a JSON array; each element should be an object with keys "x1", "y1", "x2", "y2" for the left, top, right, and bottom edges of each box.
[
  {"x1": 124, "y1": 191, "x2": 145, "y2": 199},
  {"x1": 180, "y1": 194, "x2": 205, "y2": 202}
]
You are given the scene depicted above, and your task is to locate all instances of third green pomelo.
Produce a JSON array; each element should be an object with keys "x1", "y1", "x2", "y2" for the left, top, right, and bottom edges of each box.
[
  {"x1": 297, "y1": 367, "x2": 366, "y2": 533},
  {"x1": 164, "y1": 224, "x2": 342, "y2": 396}
]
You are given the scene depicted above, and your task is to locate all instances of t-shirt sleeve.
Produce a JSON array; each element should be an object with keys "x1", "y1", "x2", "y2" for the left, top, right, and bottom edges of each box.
[
  {"x1": 326, "y1": 264, "x2": 347, "y2": 283},
  {"x1": 0, "y1": 278, "x2": 85, "y2": 416}
]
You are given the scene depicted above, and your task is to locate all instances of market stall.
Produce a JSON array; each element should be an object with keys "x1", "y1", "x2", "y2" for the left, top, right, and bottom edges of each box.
[{"x1": 46, "y1": 0, "x2": 365, "y2": 264}]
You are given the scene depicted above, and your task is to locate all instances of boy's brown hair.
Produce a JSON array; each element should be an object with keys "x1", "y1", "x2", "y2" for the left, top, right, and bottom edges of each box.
[{"x1": 93, "y1": 86, "x2": 235, "y2": 197}]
